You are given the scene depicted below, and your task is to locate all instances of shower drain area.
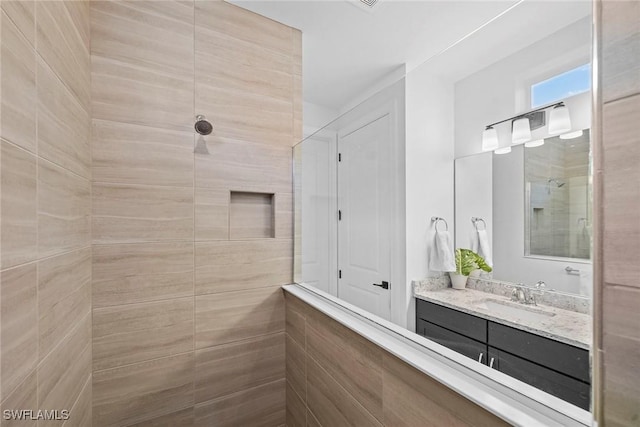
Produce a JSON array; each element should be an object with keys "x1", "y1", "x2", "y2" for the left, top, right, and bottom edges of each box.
[{"x1": 229, "y1": 191, "x2": 275, "y2": 239}]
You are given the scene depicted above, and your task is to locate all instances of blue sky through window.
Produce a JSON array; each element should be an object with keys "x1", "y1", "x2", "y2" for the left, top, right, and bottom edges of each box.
[{"x1": 531, "y1": 64, "x2": 591, "y2": 108}]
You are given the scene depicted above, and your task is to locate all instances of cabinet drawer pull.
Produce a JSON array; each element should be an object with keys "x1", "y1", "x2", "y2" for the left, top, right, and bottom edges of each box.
[
  {"x1": 489, "y1": 357, "x2": 495, "y2": 368},
  {"x1": 478, "y1": 352, "x2": 484, "y2": 363}
]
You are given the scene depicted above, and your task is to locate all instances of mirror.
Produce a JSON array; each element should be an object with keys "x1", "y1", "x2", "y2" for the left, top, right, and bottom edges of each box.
[
  {"x1": 455, "y1": 130, "x2": 592, "y2": 296},
  {"x1": 525, "y1": 130, "x2": 591, "y2": 260}
]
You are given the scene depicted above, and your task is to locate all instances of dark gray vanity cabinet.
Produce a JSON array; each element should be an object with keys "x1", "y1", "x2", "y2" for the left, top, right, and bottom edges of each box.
[{"x1": 416, "y1": 299, "x2": 590, "y2": 410}]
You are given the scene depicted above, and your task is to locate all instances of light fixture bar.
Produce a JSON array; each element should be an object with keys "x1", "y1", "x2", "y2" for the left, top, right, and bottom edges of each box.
[{"x1": 485, "y1": 101, "x2": 565, "y2": 129}]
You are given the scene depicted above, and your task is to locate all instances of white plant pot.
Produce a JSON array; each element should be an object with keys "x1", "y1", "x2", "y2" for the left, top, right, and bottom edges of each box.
[{"x1": 449, "y1": 273, "x2": 468, "y2": 290}]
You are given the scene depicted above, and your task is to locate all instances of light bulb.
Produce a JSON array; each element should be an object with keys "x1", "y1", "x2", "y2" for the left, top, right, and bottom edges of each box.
[
  {"x1": 482, "y1": 126, "x2": 499, "y2": 151},
  {"x1": 494, "y1": 147, "x2": 512, "y2": 155},
  {"x1": 512, "y1": 117, "x2": 531, "y2": 145},
  {"x1": 548, "y1": 104, "x2": 571, "y2": 135},
  {"x1": 525, "y1": 139, "x2": 545, "y2": 148},
  {"x1": 559, "y1": 130, "x2": 584, "y2": 139}
]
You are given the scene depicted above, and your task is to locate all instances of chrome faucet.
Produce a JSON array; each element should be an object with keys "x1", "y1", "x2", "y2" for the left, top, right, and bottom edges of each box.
[{"x1": 509, "y1": 281, "x2": 546, "y2": 305}]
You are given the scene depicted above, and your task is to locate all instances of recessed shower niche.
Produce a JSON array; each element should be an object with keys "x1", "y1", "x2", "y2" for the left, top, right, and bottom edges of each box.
[{"x1": 229, "y1": 191, "x2": 275, "y2": 239}]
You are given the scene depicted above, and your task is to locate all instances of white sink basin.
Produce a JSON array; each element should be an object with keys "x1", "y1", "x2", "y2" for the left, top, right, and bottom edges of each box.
[{"x1": 475, "y1": 299, "x2": 556, "y2": 322}]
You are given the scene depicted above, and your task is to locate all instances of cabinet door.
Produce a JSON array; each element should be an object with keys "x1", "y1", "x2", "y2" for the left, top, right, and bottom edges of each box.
[
  {"x1": 417, "y1": 319, "x2": 487, "y2": 364},
  {"x1": 416, "y1": 299, "x2": 487, "y2": 342},
  {"x1": 487, "y1": 347, "x2": 590, "y2": 410},
  {"x1": 488, "y1": 322, "x2": 590, "y2": 383}
]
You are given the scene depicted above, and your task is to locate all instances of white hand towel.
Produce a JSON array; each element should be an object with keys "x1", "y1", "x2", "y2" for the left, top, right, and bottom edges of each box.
[
  {"x1": 429, "y1": 230, "x2": 456, "y2": 272},
  {"x1": 476, "y1": 229, "x2": 493, "y2": 267}
]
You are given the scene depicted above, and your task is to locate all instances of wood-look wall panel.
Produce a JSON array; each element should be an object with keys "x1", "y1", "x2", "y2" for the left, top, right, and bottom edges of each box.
[
  {"x1": 0, "y1": 371, "x2": 37, "y2": 427},
  {"x1": 195, "y1": 27, "x2": 293, "y2": 102},
  {"x1": 195, "y1": 138, "x2": 292, "y2": 193},
  {"x1": 93, "y1": 298, "x2": 194, "y2": 371},
  {"x1": 90, "y1": 0, "x2": 193, "y2": 79},
  {"x1": 1, "y1": 1, "x2": 35, "y2": 46},
  {"x1": 601, "y1": 0, "x2": 640, "y2": 103},
  {"x1": 195, "y1": 333, "x2": 285, "y2": 404},
  {"x1": 129, "y1": 407, "x2": 195, "y2": 427},
  {"x1": 63, "y1": 376, "x2": 92, "y2": 427},
  {"x1": 92, "y1": 183, "x2": 194, "y2": 244},
  {"x1": 194, "y1": 379, "x2": 286, "y2": 427},
  {"x1": 287, "y1": 295, "x2": 514, "y2": 427},
  {"x1": 383, "y1": 353, "x2": 508, "y2": 427},
  {"x1": 285, "y1": 293, "x2": 307, "y2": 347},
  {"x1": 38, "y1": 248, "x2": 92, "y2": 361},
  {"x1": 36, "y1": 0, "x2": 90, "y2": 111},
  {"x1": 89, "y1": 0, "x2": 300, "y2": 423},
  {"x1": 286, "y1": 333, "x2": 306, "y2": 403},
  {"x1": 38, "y1": 160, "x2": 91, "y2": 259},
  {"x1": 306, "y1": 310, "x2": 384, "y2": 421},
  {"x1": 0, "y1": 141, "x2": 37, "y2": 269},
  {"x1": 92, "y1": 353, "x2": 195, "y2": 427},
  {"x1": 195, "y1": 239, "x2": 292, "y2": 295},
  {"x1": 195, "y1": 188, "x2": 230, "y2": 241},
  {"x1": 92, "y1": 242, "x2": 194, "y2": 308},
  {"x1": 195, "y1": 1, "x2": 294, "y2": 57},
  {"x1": 0, "y1": 12, "x2": 36, "y2": 153},
  {"x1": 37, "y1": 59, "x2": 91, "y2": 179},
  {"x1": 195, "y1": 85, "x2": 294, "y2": 146},
  {"x1": 0, "y1": 263, "x2": 38, "y2": 401},
  {"x1": 286, "y1": 380, "x2": 306, "y2": 427},
  {"x1": 602, "y1": 332, "x2": 640, "y2": 427},
  {"x1": 275, "y1": 193, "x2": 294, "y2": 239},
  {"x1": 306, "y1": 355, "x2": 382, "y2": 427},
  {"x1": 92, "y1": 120, "x2": 194, "y2": 187},
  {"x1": 602, "y1": 95, "x2": 640, "y2": 288},
  {"x1": 91, "y1": 55, "x2": 193, "y2": 132},
  {"x1": 37, "y1": 314, "x2": 92, "y2": 423},
  {"x1": 195, "y1": 286, "x2": 285, "y2": 349}
]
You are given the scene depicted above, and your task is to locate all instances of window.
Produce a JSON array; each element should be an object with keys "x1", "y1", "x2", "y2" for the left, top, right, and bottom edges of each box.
[{"x1": 531, "y1": 64, "x2": 591, "y2": 108}]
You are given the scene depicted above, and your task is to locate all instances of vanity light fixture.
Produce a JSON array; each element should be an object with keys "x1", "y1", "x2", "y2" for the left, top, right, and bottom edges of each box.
[
  {"x1": 548, "y1": 103, "x2": 572, "y2": 135},
  {"x1": 559, "y1": 129, "x2": 583, "y2": 139},
  {"x1": 512, "y1": 117, "x2": 532, "y2": 144},
  {"x1": 481, "y1": 101, "x2": 569, "y2": 152},
  {"x1": 482, "y1": 126, "x2": 499, "y2": 151}
]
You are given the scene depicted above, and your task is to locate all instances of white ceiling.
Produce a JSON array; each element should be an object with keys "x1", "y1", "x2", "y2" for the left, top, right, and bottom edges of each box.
[{"x1": 229, "y1": 0, "x2": 591, "y2": 111}]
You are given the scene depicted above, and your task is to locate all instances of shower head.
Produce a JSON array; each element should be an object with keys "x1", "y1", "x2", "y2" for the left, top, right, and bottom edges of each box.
[{"x1": 195, "y1": 115, "x2": 213, "y2": 135}]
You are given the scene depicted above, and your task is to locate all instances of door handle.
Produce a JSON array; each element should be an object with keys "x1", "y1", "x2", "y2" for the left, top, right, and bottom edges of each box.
[{"x1": 372, "y1": 281, "x2": 389, "y2": 290}]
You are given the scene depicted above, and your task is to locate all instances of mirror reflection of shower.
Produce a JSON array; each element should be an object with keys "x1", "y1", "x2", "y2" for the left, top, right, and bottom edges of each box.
[{"x1": 547, "y1": 178, "x2": 566, "y2": 194}]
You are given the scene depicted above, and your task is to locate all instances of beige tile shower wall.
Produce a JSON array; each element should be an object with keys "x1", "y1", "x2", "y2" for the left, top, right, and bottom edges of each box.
[
  {"x1": 0, "y1": 1, "x2": 92, "y2": 425},
  {"x1": 599, "y1": 1, "x2": 640, "y2": 426},
  {"x1": 284, "y1": 293, "x2": 510, "y2": 427},
  {"x1": 90, "y1": 1, "x2": 300, "y2": 425}
]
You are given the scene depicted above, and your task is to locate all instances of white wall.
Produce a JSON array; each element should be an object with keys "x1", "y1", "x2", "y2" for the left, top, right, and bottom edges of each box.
[
  {"x1": 303, "y1": 101, "x2": 339, "y2": 138},
  {"x1": 455, "y1": 153, "x2": 493, "y2": 255},
  {"x1": 405, "y1": 69, "x2": 455, "y2": 330}
]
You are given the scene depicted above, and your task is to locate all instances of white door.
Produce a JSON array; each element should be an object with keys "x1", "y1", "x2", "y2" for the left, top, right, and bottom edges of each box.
[{"x1": 337, "y1": 114, "x2": 392, "y2": 320}]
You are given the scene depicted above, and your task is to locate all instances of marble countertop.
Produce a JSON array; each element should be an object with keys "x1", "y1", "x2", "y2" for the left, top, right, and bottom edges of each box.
[{"x1": 414, "y1": 287, "x2": 591, "y2": 349}]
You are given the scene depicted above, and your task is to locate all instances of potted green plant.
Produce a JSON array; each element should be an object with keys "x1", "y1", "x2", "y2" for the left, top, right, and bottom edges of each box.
[{"x1": 450, "y1": 248, "x2": 492, "y2": 290}]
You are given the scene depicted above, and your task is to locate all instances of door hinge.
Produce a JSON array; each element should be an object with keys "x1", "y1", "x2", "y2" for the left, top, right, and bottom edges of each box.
[
  {"x1": 338, "y1": 270, "x2": 342, "y2": 279},
  {"x1": 338, "y1": 153, "x2": 342, "y2": 162},
  {"x1": 338, "y1": 210, "x2": 342, "y2": 221}
]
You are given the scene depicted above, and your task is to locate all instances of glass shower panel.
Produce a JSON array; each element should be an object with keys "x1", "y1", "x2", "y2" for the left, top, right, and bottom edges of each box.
[{"x1": 293, "y1": 126, "x2": 338, "y2": 295}]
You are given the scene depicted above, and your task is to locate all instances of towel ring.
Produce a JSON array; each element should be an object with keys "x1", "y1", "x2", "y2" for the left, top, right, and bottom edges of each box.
[
  {"x1": 471, "y1": 217, "x2": 486, "y2": 231},
  {"x1": 431, "y1": 216, "x2": 448, "y2": 232}
]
